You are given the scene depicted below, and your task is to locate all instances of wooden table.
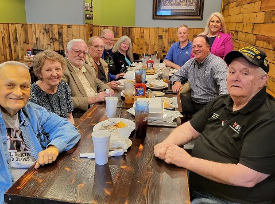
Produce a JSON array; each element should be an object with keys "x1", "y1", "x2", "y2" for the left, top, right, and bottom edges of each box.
[{"x1": 5, "y1": 103, "x2": 190, "y2": 204}]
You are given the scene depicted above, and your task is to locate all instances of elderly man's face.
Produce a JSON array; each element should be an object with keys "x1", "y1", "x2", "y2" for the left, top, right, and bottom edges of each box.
[
  {"x1": 0, "y1": 65, "x2": 31, "y2": 116},
  {"x1": 102, "y1": 32, "x2": 115, "y2": 50},
  {"x1": 88, "y1": 38, "x2": 105, "y2": 60},
  {"x1": 66, "y1": 41, "x2": 88, "y2": 69},
  {"x1": 192, "y1": 36, "x2": 210, "y2": 63},
  {"x1": 227, "y1": 57, "x2": 267, "y2": 101}
]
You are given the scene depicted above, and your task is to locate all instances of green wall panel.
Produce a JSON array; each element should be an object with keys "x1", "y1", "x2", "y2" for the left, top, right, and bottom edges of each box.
[
  {"x1": 0, "y1": 0, "x2": 26, "y2": 23},
  {"x1": 93, "y1": 0, "x2": 135, "y2": 26}
]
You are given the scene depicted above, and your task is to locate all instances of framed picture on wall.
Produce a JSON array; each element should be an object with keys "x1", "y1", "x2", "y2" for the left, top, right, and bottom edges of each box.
[
  {"x1": 85, "y1": 3, "x2": 90, "y2": 11},
  {"x1": 85, "y1": 14, "x2": 93, "y2": 20},
  {"x1": 153, "y1": 0, "x2": 204, "y2": 20}
]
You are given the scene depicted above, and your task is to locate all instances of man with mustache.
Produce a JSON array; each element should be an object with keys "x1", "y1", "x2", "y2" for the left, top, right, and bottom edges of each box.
[
  {"x1": 171, "y1": 35, "x2": 228, "y2": 120},
  {"x1": 155, "y1": 46, "x2": 275, "y2": 203},
  {"x1": 62, "y1": 39, "x2": 114, "y2": 117}
]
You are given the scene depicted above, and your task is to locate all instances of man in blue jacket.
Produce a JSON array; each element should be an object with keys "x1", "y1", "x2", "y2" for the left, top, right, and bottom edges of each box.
[{"x1": 0, "y1": 61, "x2": 81, "y2": 204}]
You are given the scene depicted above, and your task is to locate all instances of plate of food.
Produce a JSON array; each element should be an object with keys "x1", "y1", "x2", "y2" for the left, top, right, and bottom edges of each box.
[
  {"x1": 93, "y1": 118, "x2": 135, "y2": 137},
  {"x1": 152, "y1": 91, "x2": 165, "y2": 97},
  {"x1": 93, "y1": 118, "x2": 135, "y2": 152},
  {"x1": 146, "y1": 81, "x2": 168, "y2": 90}
]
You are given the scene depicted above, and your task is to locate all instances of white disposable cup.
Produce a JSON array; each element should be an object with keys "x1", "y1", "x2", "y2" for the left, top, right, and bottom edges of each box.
[
  {"x1": 105, "y1": 97, "x2": 118, "y2": 118},
  {"x1": 92, "y1": 130, "x2": 111, "y2": 165}
]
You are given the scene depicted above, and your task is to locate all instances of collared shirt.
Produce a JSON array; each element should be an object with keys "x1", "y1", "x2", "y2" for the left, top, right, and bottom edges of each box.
[
  {"x1": 189, "y1": 87, "x2": 275, "y2": 203},
  {"x1": 70, "y1": 63, "x2": 97, "y2": 97},
  {"x1": 164, "y1": 41, "x2": 193, "y2": 66},
  {"x1": 170, "y1": 53, "x2": 228, "y2": 104}
]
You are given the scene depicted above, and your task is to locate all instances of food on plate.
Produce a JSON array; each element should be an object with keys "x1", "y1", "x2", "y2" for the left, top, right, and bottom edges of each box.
[
  {"x1": 163, "y1": 100, "x2": 173, "y2": 108},
  {"x1": 109, "y1": 135, "x2": 128, "y2": 150},
  {"x1": 153, "y1": 91, "x2": 165, "y2": 97},
  {"x1": 101, "y1": 121, "x2": 127, "y2": 131},
  {"x1": 146, "y1": 69, "x2": 155, "y2": 75}
]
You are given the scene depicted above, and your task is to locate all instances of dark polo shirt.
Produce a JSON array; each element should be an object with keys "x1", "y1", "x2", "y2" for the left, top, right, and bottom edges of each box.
[{"x1": 189, "y1": 87, "x2": 275, "y2": 204}]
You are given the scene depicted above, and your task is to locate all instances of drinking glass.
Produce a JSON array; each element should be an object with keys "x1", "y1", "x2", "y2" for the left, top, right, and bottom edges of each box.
[{"x1": 135, "y1": 101, "x2": 149, "y2": 139}]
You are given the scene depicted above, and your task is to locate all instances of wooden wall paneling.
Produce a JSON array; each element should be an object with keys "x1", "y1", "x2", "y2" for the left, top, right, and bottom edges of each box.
[
  {"x1": 8, "y1": 24, "x2": 17, "y2": 61},
  {"x1": 58, "y1": 24, "x2": 64, "y2": 50},
  {"x1": 0, "y1": 24, "x2": 9, "y2": 61},
  {"x1": 153, "y1": 27, "x2": 160, "y2": 57},
  {"x1": 62, "y1": 25, "x2": 69, "y2": 50},
  {"x1": 162, "y1": 28, "x2": 169, "y2": 59},
  {"x1": 50, "y1": 24, "x2": 58, "y2": 51},
  {"x1": 149, "y1": 27, "x2": 157, "y2": 55},
  {"x1": 143, "y1": 28, "x2": 150, "y2": 54},
  {"x1": 132, "y1": 27, "x2": 140, "y2": 55},
  {"x1": 44, "y1": 24, "x2": 51, "y2": 50},
  {"x1": 157, "y1": 28, "x2": 164, "y2": 59},
  {"x1": 117, "y1": 26, "x2": 123, "y2": 38}
]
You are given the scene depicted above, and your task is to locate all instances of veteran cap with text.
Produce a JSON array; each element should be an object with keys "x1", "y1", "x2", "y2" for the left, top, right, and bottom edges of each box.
[{"x1": 224, "y1": 46, "x2": 269, "y2": 73}]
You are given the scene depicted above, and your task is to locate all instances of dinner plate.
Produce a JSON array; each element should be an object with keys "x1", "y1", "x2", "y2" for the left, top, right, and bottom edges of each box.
[
  {"x1": 93, "y1": 118, "x2": 135, "y2": 138},
  {"x1": 93, "y1": 118, "x2": 135, "y2": 152},
  {"x1": 153, "y1": 91, "x2": 165, "y2": 97},
  {"x1": 146, "y1": 81, "x2": 168, "y2": 90}
]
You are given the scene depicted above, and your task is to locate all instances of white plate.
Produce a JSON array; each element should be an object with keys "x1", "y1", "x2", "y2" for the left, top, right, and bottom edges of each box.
[
  {"x1": 153, "y1": 91, "x2": 165, "y2": 97},
  {"x1": 93, "y1": 118, "x2": 135, "y2": 152},
  {"x1": 93, "y1": 118, "x2": 135, "y2": 138},
  {"x1": 146, "y1": 82, "x2": 168, "y2": 90}
]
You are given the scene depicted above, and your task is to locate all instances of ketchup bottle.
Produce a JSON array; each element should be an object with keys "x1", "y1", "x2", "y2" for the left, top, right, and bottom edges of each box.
[
  {"x1": 146, "y1": 58, "x2": 154, "y2": 69},
  {"x1": 135, "y1": 83, "x2": 146, "y2": 97}
]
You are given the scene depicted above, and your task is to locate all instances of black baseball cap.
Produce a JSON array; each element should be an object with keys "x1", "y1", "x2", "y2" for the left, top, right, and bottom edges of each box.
[{"x1": 224, "y1": 46, "x2": 269, "y2": 73}]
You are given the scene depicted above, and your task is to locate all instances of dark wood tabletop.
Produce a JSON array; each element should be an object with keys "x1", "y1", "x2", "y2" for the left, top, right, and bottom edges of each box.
[{"x1": 5, "y1": 100, "x2": 190, "y2": 204}]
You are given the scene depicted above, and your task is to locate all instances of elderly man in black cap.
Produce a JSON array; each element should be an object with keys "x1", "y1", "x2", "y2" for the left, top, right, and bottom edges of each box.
[{"x1": 154, "y1": 46, "x2": 275, "y2": 204}]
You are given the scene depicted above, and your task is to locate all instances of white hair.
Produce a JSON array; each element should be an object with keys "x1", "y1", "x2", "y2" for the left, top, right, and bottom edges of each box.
[
  {"x1": 66, "y1": 39, "x2": 87, "y2": 50},
  {"x1": 0, "y1": 61, "x2": 29, "y2": 70}
]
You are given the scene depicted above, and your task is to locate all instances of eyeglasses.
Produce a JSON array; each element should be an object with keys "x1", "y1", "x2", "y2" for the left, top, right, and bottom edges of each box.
[
  {"x1": 101, "y1": 36, "x2": 115, "y2": 42},
  {"x1": 91, "y1": 45, "x2": 105, "y2": 50},
  {"x1": 71, "y1": 49, "x2": 88, "y2": 55}
]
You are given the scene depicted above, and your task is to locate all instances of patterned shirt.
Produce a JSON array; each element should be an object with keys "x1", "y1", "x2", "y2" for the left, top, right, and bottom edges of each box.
[
  {"x1": 30, "y1": 81, "x2": 74, "y2": 118},
  {"x1": 171, "y1": 53, "x2": 228, "y2": 104}
]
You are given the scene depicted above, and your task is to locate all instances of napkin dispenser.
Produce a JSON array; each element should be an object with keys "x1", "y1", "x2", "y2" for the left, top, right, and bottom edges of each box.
[{"x1": 136, "y1": 98, "x2": 163, "y2": 119}]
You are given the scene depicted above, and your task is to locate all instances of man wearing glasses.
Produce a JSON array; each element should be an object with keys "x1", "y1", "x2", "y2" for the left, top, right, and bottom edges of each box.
[
  {"x1": 100, "y1": 29, "x2": 121, "y2": 77},
  {"x1": 63, "y1": 39, "x2": 114, "y2": 117},
  {"x1": 86, "y1": 36, "x2": 121, "y2": 89}
]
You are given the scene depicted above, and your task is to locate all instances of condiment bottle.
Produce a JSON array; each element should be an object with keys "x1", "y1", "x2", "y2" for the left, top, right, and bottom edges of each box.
[
  {"x1": 135, "y1": 83, "x2": 146, "y2": 97},
  {"x1": 146, "y1": 58, "x2": 154, "y2": 69}
]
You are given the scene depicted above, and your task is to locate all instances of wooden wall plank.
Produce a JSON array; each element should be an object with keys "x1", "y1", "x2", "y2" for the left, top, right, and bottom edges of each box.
[{"x1": 0, "y1": 23, "x2": 203, "y2": 62}]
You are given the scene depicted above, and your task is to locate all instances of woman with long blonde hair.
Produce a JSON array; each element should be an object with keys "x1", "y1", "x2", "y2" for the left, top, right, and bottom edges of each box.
[{"x1": 112, "y1": 35, "x2": 133, "y2": 74}]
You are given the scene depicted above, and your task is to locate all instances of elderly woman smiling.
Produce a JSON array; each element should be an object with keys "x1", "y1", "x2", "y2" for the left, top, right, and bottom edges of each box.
[
  {"x1": 112, "y1": 35, "x2": 134, "y2": 74},
  {"x1": 30, "y1": 50, "x2": 74, "y2": 124}
]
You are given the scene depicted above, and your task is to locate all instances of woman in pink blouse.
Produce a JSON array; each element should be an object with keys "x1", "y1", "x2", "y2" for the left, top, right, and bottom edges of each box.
[{"x1": 202, "y1": 12, "x2": 234, "y2": 59}]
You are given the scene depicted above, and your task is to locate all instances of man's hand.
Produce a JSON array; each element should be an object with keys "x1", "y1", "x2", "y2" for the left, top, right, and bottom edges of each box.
[
  {"x1": 95, "y1": 92, "x2": 109, "y2": 102},
  {"x1": 35, "y1": 146, "x2": 59, "y2": 169},
  {"x1": 107, "y1": 81, "x2": 119, "y2": 89},
  {"x1": 164, "y1": 144, "x2": 191, "y2": 168},
  {"x1": 154, "y1": 142, "x2": 171, "y2": 160},
  {"x1": 172, "y1": 81, "x2": 182, "y2": 92},
  {"x1": 115, "y1": 73, "x2": 125, "y2": 79}
]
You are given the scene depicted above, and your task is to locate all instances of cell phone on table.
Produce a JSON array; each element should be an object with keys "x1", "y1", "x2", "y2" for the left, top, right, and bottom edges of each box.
[{"x1": 163, "y1": 90, "x2": 177, "y2": 94}]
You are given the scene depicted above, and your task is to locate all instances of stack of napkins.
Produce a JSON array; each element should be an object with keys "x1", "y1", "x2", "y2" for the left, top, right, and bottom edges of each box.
[{"x1": 136, "y1": 98, "x2": 163, "y2": 119}]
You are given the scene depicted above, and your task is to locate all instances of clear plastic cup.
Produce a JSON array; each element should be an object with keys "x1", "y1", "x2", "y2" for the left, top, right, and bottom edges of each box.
[{"x1": 124, "y1": 81, "x2": 135, "y2": 104}]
